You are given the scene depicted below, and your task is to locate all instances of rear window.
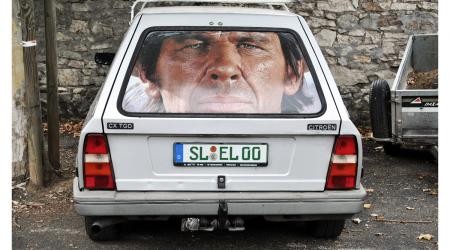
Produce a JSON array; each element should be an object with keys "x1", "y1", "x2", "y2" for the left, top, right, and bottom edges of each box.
[{"x1": 120, "y1": 29, "x2": 324, "y2": 116}]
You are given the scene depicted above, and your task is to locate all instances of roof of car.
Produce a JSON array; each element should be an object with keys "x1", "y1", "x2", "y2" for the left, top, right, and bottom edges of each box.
[{"x1": 138, "y1": 6, "x2": 297, "y2": 17}]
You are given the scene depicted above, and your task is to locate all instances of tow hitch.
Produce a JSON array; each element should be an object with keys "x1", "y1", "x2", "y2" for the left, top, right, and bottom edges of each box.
[{"x1": 181, "y1": 200, "x2": 245, "y2": 232}]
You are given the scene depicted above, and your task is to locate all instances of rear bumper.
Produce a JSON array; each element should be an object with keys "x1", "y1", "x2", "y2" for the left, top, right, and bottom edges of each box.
[{"x1": 73, "y1": 178, "x2": 366, "y2": 217}]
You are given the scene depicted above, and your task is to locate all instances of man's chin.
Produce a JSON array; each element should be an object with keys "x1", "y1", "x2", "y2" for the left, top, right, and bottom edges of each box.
[{"x1": 192, "y1": 103, "x2": 256, "y2": 113}]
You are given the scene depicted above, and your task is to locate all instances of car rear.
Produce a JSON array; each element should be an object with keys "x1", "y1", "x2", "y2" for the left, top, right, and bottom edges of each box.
[{"x1": 73, "y1": 6, "x2": 365, "y2": 240}]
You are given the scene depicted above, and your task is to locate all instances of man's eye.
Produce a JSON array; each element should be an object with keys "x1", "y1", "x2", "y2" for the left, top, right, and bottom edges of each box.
[
  {"x1": 237, "y1": 43, "x2": 259, "y2": 49},
  {"x1": 184, "y1": 43, "x2": 204, "y2": 49}
]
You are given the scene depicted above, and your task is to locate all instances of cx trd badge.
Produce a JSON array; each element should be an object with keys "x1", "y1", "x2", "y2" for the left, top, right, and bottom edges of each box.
[
  {"x1": 107, "y1": 122, "x2": 134, "y2": 129},
  {"x1": 307, "y1": 124, "x2": 337, "y2": 131}
]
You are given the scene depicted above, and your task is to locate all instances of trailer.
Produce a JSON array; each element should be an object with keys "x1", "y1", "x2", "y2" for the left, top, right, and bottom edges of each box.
[{"x1": 370, "y1": 34, "x2": 438, "y2": 155}]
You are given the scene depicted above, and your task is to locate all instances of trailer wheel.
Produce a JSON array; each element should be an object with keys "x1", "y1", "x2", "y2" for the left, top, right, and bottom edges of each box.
[
  {"x1": 370, "y1": 80, "x2": 401, "y2": 155},
  {"x1": 369, "y1": 79, "x2": 392, "y2": 139},
  {"x1": 307, "y1": 220, "x2": 345, "y2": 238}
]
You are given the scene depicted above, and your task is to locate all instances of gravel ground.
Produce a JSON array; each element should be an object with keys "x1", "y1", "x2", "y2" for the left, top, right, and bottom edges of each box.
[{"x1": 12, "y1": 134, "x2": 438, "y2": 249}]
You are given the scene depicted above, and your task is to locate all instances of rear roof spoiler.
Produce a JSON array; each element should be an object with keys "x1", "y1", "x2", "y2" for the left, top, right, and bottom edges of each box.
[{"x1": 130, "y1": 0, "x2": 294, "y2": 24}]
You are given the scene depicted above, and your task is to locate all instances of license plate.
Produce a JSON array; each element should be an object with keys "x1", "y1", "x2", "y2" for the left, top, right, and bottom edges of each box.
[{"x1": 173, "y1": 143, "x2": 268, "y2": 167}]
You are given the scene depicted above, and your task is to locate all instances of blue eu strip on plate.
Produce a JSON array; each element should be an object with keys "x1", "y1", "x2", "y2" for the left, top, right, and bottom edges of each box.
[{"x1": 174, "y1": 143, "x2": 184, "y2": 164}]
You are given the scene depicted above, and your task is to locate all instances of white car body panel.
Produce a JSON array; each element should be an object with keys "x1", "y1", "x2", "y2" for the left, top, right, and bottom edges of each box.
[
  {"x1": 74, "y1": 6, "x2": 365, "y2": 218},
  {"x1": 96, "y1": 10, "x2": 344, "y2": 191},
  {"x1": 109, "y1": 135, "x2": 334, "y2": 191}
]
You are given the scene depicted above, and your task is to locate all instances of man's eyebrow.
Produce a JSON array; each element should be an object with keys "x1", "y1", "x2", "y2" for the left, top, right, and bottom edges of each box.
[
  {"x1": 171, "y1": 33, "x2": 210, "y2": 43},
  {"x1": 235, "y1": 33, "x2": 272, "y2": 44}
]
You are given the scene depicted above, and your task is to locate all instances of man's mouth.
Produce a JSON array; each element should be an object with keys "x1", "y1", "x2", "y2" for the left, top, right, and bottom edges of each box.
[{"x1": 193, "y1": 96, "x2": 254, "y2": 113}]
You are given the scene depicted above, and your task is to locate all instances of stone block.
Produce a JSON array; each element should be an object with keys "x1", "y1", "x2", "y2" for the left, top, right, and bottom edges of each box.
[
  {"x1": 380, "y1": 26, "x2": 400, "y2": 31},
  {"x1": 86, "y1": 36, "x2": 96, "y2": 42},
  {"x1": 352, "y1": 55, "x2": 371, "y2": 63},
  {"x1": 56, "y1": 32, "x2": 71, "y2": 42},
  {"x1": 325, "y1": 48, "x2": 336, "y2": 56},
  {"x1": 391, "y1": 3, "x2": 417, "y2": 11},
  {"x1": 73, "y1": 12, "x2": 90, "y2": 20},
  {"x1": 60, "y1": 51, "x2": 82, "y2": 60},
  {"x1": 298, "y1": 12, "x2": 310, "y2": 17},
  {"x1": 330, "y1": 66, "x2": 367, "y2": 85},
  {"x1": 353, "y1": 44, "x2": 379, "y2": 54},
  {"x1": 81, "y1": 77, "x2": 90, "y2": 86},
  {"x1": 104, "y1": 27, "x2": 114, "y2": 36},
  {"x1": 73, "y1": 88, "x2": 86, "y2": 94},
  {"x1": 360, "y1": 14, "x2": 380, "y2": 30},
  {"x1": 91, "y1": 76, "x2": 106, "y2": 86},
  {"x1": 326, "y1": 57, "x2": 337, "y2": 65},
  {"x1": 95, "y1": 66, "x2": 109, "y2": 77},
  {"x1": 341, "y1": 93, "x2": 352, "y2": 99},
  {"x1": 317, "y1": 0, "x2": 356, "y2": 13},
  {"x1": 362, "y1": 3, "x2": 383, "y2": 12},
  {"x1": 312, "y1": 10, "x2": 324, "y2": 17},
  {"x1": 379, "y1": 2, "x2": 392, "y2": 10},
  {"x1": 379, "y1": 55, "x2": 397, "y2": 63},
  {"x1": 369, "y1": 69, "x2": 397, "y2": 81},
  {"x1": 315, "y1": 29, "x2": 336, "y2": 47},
  {"x1": 335, "y1": 45, "x2": 353, "y2": 56},
  {"x1": 383, "y1": 33, "x2": 409, "y2": 42},
  {"x1": 82, "y1": 68, "x2": 92, "y2": 76},
  {"x1": 338, "y1": 57, "x2": 348, "y2": 66},
  {"x1": 400, "y1": 12, "x2": 438, "y2": 33},
  {"x1": 73, "y1": 44, "x2": 88, "y2": 52},
  {"x1": 86, "y1": 61, "x2": 98, "y2": 69},
  {"x1": 68, "y1": 60, "x2": 84, "y2": 69},
  {"x1": 91, "y1": 22, "x2": 104, "y2": 35},
  {"x1": 325, "y1": 13, "x2": 337, "y2": 20},
  {"x1": 69, "y1": 20, "x2": 88, "y2": 34},
  {"x1": 72, "y1": 3, "x2": 90, "y2": 12},
  {"x1": 364, "y1": 31, "x2": 382, "y2": 44},
  {"x1": 337, "y1": 34, "x2": 363, "y2": 44},
  {"x1": 348, "y1": 29, "x2": 365, "y2": 37},
  {"x1": 72, "y1": 94, "x2": 82, "y2": 103},
  {"x1": 57, "y1": 58, "x2": 68, "y2": 66},
  {"x1": 58, "y1": 69, "x2": 83, "y2": 86},
  {"x1": 113, "y1": 1, "x2": 131, "y2": 9},
  {"x1": 292, "y1": 2, "x2": 315, "y2": 11},
  {"x1": 90, "y1": 42, "x2": 113, "y2": 50},
  {"x1": 308, "y1": 17, "x2": 336, "y2": 28},
  {"x1": 418, "y1": 2, "x2": 438, "y2": 11}
]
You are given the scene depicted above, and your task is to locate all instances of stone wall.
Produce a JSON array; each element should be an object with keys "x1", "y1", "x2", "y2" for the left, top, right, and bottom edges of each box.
[{"x1": 34, "y1": 0, "x2": 438, "y2": 127}]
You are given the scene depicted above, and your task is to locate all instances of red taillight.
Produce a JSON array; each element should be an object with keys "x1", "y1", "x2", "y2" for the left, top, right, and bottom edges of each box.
[
  {"x1": 85, "y1": 134, "x2": 108, "y2": 154},
  {"x1": 83, "y1": 134, "x2": 115, "y2": 190},
  {"x1": 326, "y1": 135, "x2": 358, "y2": 190},
  {"x1": 334, "y1": 136, "x2": 356, "y2": 155}
]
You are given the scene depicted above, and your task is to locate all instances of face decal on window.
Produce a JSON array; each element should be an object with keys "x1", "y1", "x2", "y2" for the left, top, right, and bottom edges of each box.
[{"x1": 122, "y1": 31, "x2": 321, "y2": 114}]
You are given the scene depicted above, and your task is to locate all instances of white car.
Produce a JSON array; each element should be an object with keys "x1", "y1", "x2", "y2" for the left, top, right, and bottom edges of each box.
[{"x1": 73, "y1": 0, "x2": 366, "y2": 241}]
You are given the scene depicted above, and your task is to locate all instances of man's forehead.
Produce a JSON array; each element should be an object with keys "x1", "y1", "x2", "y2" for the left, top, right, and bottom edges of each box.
[{"x1": 168, "y1": 31, "x2": 279, "y2": 42}]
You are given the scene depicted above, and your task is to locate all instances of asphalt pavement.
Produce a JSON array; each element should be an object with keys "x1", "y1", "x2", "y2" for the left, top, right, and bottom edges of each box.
[{"x1": 12, "y1": 135, "x2": 438, "y2": 249}]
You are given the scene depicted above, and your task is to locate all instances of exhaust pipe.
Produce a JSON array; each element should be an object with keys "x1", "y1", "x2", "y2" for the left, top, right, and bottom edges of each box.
[
  {"x1": 89, "y1": 217, "x2": 126, "y2": 234},
  {"x1": 91, "y1": 222, "x2": 102, "y2": 234}
]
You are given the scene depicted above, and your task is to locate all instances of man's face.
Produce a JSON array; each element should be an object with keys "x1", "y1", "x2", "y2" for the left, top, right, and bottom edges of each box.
[{"x1": 151, "y1": 31, "x2": 301, "y2": 113}]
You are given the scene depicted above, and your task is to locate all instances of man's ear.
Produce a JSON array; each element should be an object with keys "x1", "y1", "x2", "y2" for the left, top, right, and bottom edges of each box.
[
  {"x1": 138, "y1": 64, "x2": 150, "y2": 83},
  {"x1": 137, "y1": 65, "x2": 161, "y2": 100},
  {"x1": 284, "y1": 60, "x2": 305, "y2": 96}
]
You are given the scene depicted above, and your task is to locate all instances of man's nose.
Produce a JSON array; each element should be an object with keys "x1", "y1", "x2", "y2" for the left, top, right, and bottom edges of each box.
[{"x1": 206, "y1": 44, "x2": 242, "y2": 83}]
